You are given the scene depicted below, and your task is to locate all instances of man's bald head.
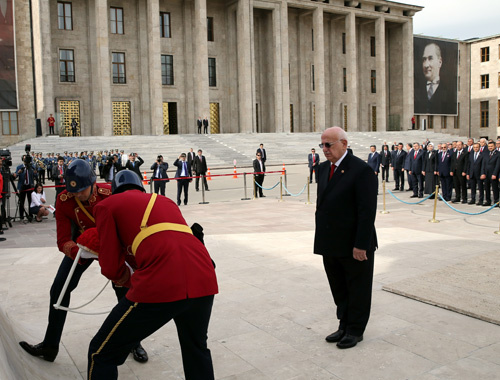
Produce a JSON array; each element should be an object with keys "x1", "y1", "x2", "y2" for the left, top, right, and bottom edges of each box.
[{"x1": 321, "y1": 127, "x2": 348, "y2": 163}]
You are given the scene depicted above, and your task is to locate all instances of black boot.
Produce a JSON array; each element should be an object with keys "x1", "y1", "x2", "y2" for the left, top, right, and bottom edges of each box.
[
  {"x1": 19, "y1": 341, "x2": 58, "y2": 362},
  {"x1": 131, "y1": 343, "x2": 148, "y2": 363}
]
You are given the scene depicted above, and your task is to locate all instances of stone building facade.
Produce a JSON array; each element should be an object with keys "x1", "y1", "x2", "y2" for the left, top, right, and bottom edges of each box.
[{"x1": 3, "y1": 0, "x2": 423, "y2": 144}]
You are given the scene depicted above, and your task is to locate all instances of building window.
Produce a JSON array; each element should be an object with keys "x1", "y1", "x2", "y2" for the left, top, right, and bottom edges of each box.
[
  {"x1": 370, "y1": 70, "x2": 376, "y2": 93},
  {"x1": 207, "y1": 17, "x2": 214, "y2": 41},
  {"x1": 312, "y1": 29, "x2": 314, "y2": 51},
  {"x1": 112, "y1": 52, "x2": 126, "y2": 84},
  {"x1": 59, "y1": 49, "x2": 75, "y2": 82},
  {"x1": 311, "y1": 65, "x2": 315, "y2": 92},
  {"x1": 481, "y1": 47, "x2": 490, "y2": 62},
  {"x1": 481, "y1": 101, "x2": 489, "y2": 128},
  {"x1": 110, "y1": 7, "x2": 124, "y2": 34},
  {"x1": 481, "y1": 74, "x2": 489, "y2": 89},
  {"x1": 442, "y1": 116, "x2": 447, "y2": 129},
  {"x1": 370, "y1": 36, "x2": 375, "y2": 57},
  {"x1": 455, "y1": 103, "x2": 460, "y2": 129},
  {"x1": 1, "y1": 112, "x2": 18, "y2": 135},
  {"x1": 161, "y1": 55, "x2": 174, "y2": 85},
  {"x1": 428, "y1": 115, "x2": 434, "y2": 129},
  {"x1": 458, "y1": 76, "x2": 460, "y2": 92},
  {"x1": 57, "y1": 2, "x2": 72, "y2": 30},
  {"x1": 498, "y1": 100, "x2": 500, "y2": 127},
  {"x1": 208, "y1": 57, "x2": 216, "y2": 87},
  {"x1": 342, "y1": 32, "x2": 346, "y2": 54},
  {"x1": 160, "y1": 12, "x2": 171, "y2": 38},
  {"x1": 343, "y1": 68, "x2": 347, "y2": 92}
]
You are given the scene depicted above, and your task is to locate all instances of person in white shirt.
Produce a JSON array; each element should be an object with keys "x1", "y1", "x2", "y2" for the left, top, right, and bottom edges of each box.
[{"x1": 30, "y1": 183, "x2": 49, "y2": 222}]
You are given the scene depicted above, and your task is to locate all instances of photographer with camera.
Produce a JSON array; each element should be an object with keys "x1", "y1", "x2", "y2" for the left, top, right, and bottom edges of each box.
[
  {"x1": 125, "y1": 152, "x2": 144, "y2": 178},
  {"x1": 150, "y1": 155, "x2": 169, "y2": 196},
  {"x1": 13, "y1": 155, "x2": 37, "y2": 222},
  {"x1": 103, "y1": 154, "x2": 122, "y2": 183}
]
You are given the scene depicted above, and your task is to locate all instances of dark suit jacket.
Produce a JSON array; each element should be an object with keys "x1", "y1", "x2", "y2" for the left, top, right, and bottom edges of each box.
[
  {"x1": 422, "y1": 151, "x2": 437, "y2": 173},
  {"x1": 367, "y1": 152, "x2": 381, "y2": 173},
  {"x1": 202, "y1": 119, "x2": 209, "y2": 127},
  {"x1": 404, "y1": 149, "x2": 413, "y2": 171},
  {"x1": 393, "y1": 150, "x2": 406, "y2": 171},
  {"x1": 125, "y1": 157, "x2": 144, "y2": 177},
  {"x1": 187, "y1": 151, "x2": 195, "y2": 165},
  {"x1": 173, "y1": 159, "x2": 192, "y2": 179},
  {"x1": 481, "y1": 150, "x2": 500, "y2": 177},
  {"x1": 409, "y1": 149, "x2": 424, "y2": 173},
  {"x1": 437, "y1": 150, "x2": 452, "y2": 176},
  {"x1": 150, "y1": 162, "x2": 169, "y2": 180},
  {"x1": 414, "y1": 80, "x2": 457, "y2": 115},
  {"x1": 253, "y1": 159, "x2": 266, "y2": 176},
  {"x1": 380, "y1": 150, "x2": 391, "y2": 166},
  {"x1": 15, "y1": 163, "x2": 37, "y2": 190},
  {"x1": 193, "y1": 155, "x2": 208, "y2": 174},
  {"x1": 257, "y1": 148, "x2": 267, "y2": 162},
  {"x1": 314, "y1": 154, "x2": 377, "y2": 258},
  {"x1": 308, "y1": 153, "x2": 320, "y2": 168},
  {"x1": 451, "y1": 149, "x2": 468, "y2": 174},
  {"x1": 468, "y1": 152, "x2": 484, "y2": 179}
]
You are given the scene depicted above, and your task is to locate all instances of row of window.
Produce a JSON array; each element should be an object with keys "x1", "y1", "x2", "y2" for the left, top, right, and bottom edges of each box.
[
  {"x1": 312, "y1": 31, "x2": 376, "y2": 57},
  {"x1": 480, "y1": 46, "x2": 500, "y2": 62},
  {"x1": 59, "y1": 50, "x2": 218, "y2": 87},
  {"x1": 57, "y1": 2, "x2": 215, "y2": 41},
  {"x1": 310, "y1": 67, "x2": 376, "y2": 93}
]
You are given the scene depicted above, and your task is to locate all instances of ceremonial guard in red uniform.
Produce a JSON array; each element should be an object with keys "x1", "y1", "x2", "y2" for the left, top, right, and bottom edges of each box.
[
  {"x1": 19, "y1": 160, "x2": 148, "y2": 363},
  {"x1": 87, "y1": 170, "x2": 218, "y2": 380}
]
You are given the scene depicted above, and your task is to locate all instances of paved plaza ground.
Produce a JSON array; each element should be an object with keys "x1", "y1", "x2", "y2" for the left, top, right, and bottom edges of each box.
[{"x1": 1, "y1": 159, "x2": 500, "y2": 379}]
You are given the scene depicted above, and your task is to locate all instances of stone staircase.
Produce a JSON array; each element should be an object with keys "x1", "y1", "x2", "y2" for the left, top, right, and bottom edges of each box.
[{"x1": 3, "y1": 130, "x2": 469, "y2": 169}]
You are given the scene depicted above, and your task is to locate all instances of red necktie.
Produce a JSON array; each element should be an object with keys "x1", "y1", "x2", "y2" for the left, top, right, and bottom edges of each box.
[
  {"x1": 329, "y1": 164, "x2": 336, "y2": 181},
  {"x1": 313, "y1": 155, "x2": 315, "y2": 164},
  {"x1": 414, "y1": 151, "x2": 417, "y2": 159}
]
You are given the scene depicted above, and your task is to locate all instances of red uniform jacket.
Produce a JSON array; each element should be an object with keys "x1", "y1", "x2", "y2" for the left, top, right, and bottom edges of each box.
[
  {"x1": 56, "y1": 184, "x2": 112, "y2": 260},
  {"x1": 94, "y1": 190, "x2": 218, "y2": 303}
]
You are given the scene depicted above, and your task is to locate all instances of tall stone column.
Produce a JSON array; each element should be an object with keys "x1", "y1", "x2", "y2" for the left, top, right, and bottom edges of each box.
[
  {"x1": 93, "y1": 0, "x2": 112, "y2": 136},
  {"x1": 277, "y1": 1, "x2": 290, "y2": 133},
  {"x1": 345, "y1": 11, "x2": 358, "y2": 131},
  {"x1": 32, "y1": 0, "x2": 55, "y2": 123},
  {"x1": 375, "y1": 16, "x2": 387, "y2": 131},
  {"x1": 402, "y1": 19, "x2": 414, "y2": 130},
  {"x1": 313, "y1": 6, "x2": 325, "y2": 132},
  {"x1": 146, "y1": 0, "x2": 163, "y2": 135},
  {"x1": 237, "y1": 0, "x2": 254, "y2": 133},
  {"x1": 193, "y1": 0, "x2": 210, "y2": 132}
]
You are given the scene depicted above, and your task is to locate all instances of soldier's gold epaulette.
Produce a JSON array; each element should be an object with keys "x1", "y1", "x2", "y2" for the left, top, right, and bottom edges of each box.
[
  {"x1": 60, "y1": 193, "x2": 74, "y2": 202},
  {"x1": 98, "y1": 187, "x2": 112, "y2": 196}
]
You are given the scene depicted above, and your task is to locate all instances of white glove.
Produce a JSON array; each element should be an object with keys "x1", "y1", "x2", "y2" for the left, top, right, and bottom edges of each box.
[{"x1": 80, "y1": 248, "x2": 98, "y2": 259}]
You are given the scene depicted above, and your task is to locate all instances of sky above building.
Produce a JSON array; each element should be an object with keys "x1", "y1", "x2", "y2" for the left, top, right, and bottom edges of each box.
[{"x1": 411, "y1": 0, "x2": 500, "y2": 40}]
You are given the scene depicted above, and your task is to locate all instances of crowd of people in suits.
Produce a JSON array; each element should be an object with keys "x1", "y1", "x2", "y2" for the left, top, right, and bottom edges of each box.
[{"x1": 367, "y1": 138, "x2": 500, "y2": 206}]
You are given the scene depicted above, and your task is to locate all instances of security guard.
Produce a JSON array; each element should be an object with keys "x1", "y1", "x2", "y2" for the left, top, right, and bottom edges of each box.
[
  {"x1": 87, "y1": 170, "x2": 218, "y2": 379},
  {"x1": 19, "y1": 160, "x2": 148, "y2": 363}
]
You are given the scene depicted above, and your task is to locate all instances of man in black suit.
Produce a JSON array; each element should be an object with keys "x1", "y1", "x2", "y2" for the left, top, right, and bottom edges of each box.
[
  {"x1": 315, "y1": 127, "x2": 377, "y2": 349},
  {"x1": 150, "y1": 155, "x2": 169, "y2": 196},
  {"x1": 308, "y1": 148, "x2": 320, "y2": 183},
  {"x1": 367, "y1": 145, "x2": 381, "y2": 193},
  {"x1": 253, "y1": 152, "x2": 266, "y2": 198},
  {"x1": 437, "y1": 144, "x2": 453, "y2": 202},
  {"x1": 173, "y1": 153, "x2": 192, "y2": 206},
  {"x1": 414, "y1": 42, "x2": 457, "y2": 115},
  {"x1": 52, "y1": 156, "x2": 67, "y2": 201},
  {"x1": 197, "y1": 117, "x2": 202, "y2": 134},
  {"x1": 404, "y1": 143, "x2": 414, "y2": 191},
  {"x1": 481, "y1": 141, "x2": 500, "y2": 206},
  {"x1": 380, "y1": 145, "x2": 391, "y2": 182},
  {"x1": 187, "y1": 148, "x2": 195, "y2": 166},
  {"x1": 257, "y1": 144, "x2": 266, "y2": 163},
  {"x1": 125, "y1": 153, "x2": 144, "y2": 179},
  {"x1": 450, "y1": 141, "x2": 468, "y2": 203},
  {"x1": 193, "y1": 149, "x2": 209, "y2": 192},
  {"x1": 392, "y1": 143, "x2": 406, "y2": 191},
  {"x1": 409, "y1": 143, "x2": 424, "y2": 198},
  {"x1": 202, "y1": 116, "x2": 209, "y2": 134},
  {"x1": 467, "y1": 143, "x2": 484, "y2": 205}
]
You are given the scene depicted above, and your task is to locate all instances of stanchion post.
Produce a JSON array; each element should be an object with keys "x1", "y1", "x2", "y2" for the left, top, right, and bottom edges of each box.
[
  {"x1": 306, "y1": 176, "x2": 312, "y2": 204},
  {"x1": 428, "y1": 185, "x2": 440, "y2": 223},
  {"x1": 241, "y1": 172, "x2": 251, "y2": 200},
  {"x1": 199, "y1": 176, "x2": 209, "y2": 204},
  {"x1": 380, "y1": 180, "x2": 389, "y2": 214},
  {"x1": 149, "y1": 178, "x2": 153, "y2": 194},
  {"x1": 284, "y1": 169, "x2": 290, "y2": 196},
  {"x1": 279, "y1": 176, "x2": 284, "y2": 202},
  {"x1": 253, "y1": 174, "x2": 257, "y2": 200}
]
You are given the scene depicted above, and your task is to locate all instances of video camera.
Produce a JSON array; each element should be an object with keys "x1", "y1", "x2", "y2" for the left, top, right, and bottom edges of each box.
[
  {"x1": 0, "y1": 149, "x2": 12, "y2": 168},
  {"x1": 23, "y1": 144, "x2": 32, "y2": 165}
]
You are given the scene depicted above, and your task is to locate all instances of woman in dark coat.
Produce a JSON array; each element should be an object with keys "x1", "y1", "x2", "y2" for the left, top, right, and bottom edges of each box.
[{"x1": 422, "y1": 143, "x2": 438, "y2": 197}]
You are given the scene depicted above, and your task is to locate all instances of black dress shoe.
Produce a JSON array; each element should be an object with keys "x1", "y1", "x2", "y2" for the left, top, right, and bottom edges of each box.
[
  {"x1": 260, "y1": 194, "x2": 266, "y2": 197},
  {"x1": 336, "y1": 334, "x2": 363, "y2": 349},
  {"x1": 0, "y1": 237, "x2": 6, "y2": 242},
  {"x1": 461, "y1": 200, "x2": 467, "y2": 204},
  {"x1": 418, "y1": 195, "x2": 423, "y2": 198},
  {"x1": 19, "y1": 341, "x2": 58, "y2": 362},
  {"x1": 468, "y1": 200, "x2": 475, "y2": 205},
  {"x1": 476, "y1": 201, "x2": 483, "y2": 205},
  {"x1": 325, "y1": 329, "x2": 345, "y2": 343},
  {"x1": 483, "y1": 202, "x2": 491, "y2": 207},
  {"x1": 410, "y1": 195, "x2": 418, "y2": 198},
  {"x1": 400, "y1": 189, "x2": 405, "y2": 192},
  {"x1": 392, "y1": 188, "x2": 399, "y2": 191},
  {"x1": 131, "y1": 344, "x2": 148, "y2": 363},
  {"x1": 0, "y1": 230, "x2": 3, "y2": 234},
  {"x1": 205, "y1": 188, "x2": 210, "y2": 191},
  {"x1": 452, "y1": 199, "x2": 460, "y2": 203},
  {"x1": 405, "y1": 189, "x2": 412, "y2": 192}
]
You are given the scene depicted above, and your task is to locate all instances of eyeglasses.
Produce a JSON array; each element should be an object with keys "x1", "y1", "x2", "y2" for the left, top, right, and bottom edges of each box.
[
  {"x1": 256, "y1": 154, "x2": 261, "y2": 156},
  {"x1": 319, "y1": 141, "x2": 340, "y2": 149}
]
